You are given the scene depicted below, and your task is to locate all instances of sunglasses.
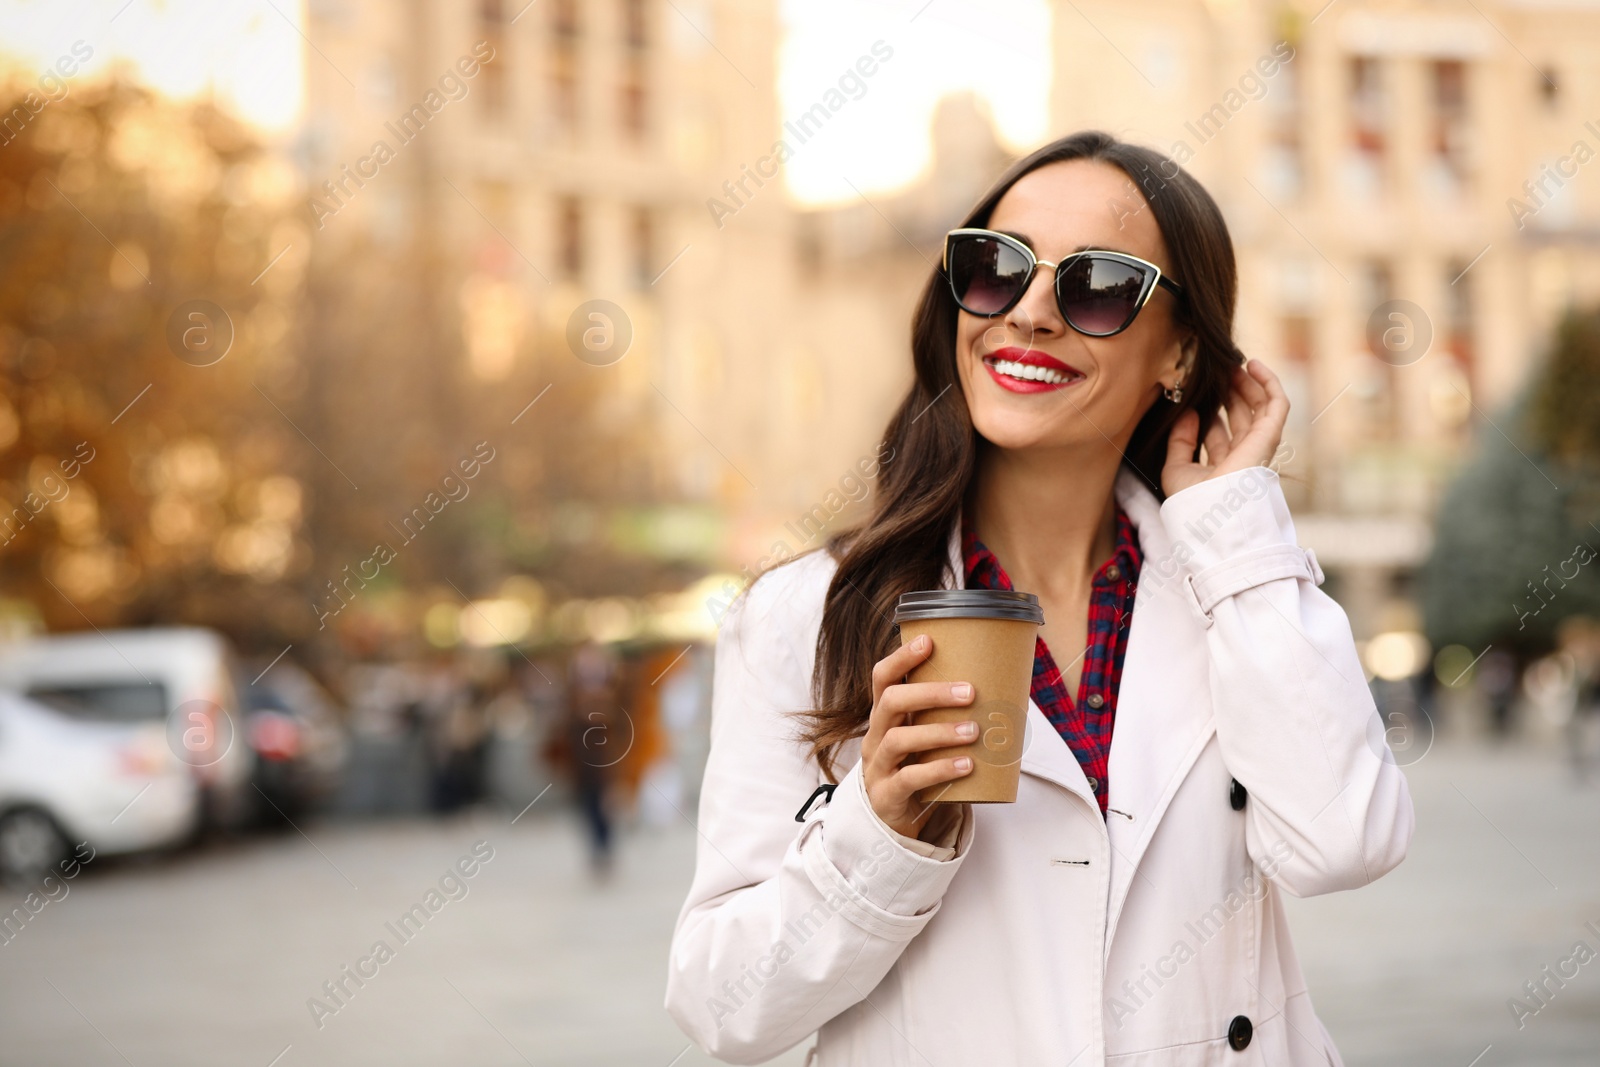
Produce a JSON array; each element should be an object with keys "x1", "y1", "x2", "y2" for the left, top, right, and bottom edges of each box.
[{"x1": 943, "y1": 228, "x2": 1185, "y2": 337}]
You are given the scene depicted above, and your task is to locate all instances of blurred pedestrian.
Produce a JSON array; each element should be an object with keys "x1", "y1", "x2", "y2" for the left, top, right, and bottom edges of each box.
[
  {"x1": 1558, "y1": 616, "x2": 1600, "y2": 782},
  {"x1": 1477, "y1": 647, "x2": 1520, "y2": 737},
  {"x1": 431, "y1": 682, "x2": 490, "y2": 813},
  {"x1": 564, "y1": 642, "x2": 626, "y2": 877}
]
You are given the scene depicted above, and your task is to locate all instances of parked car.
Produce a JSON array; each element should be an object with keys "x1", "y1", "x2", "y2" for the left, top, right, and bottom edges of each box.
[
  {"x1": 238, "y1": 659, "x2": 348, "y2": 825},
  {"x1": 0, "y1": 689, "x2": 198, "y2": 882},
  {"x1": 0, "y1": 628, "x2": 255, "y2": 834}
]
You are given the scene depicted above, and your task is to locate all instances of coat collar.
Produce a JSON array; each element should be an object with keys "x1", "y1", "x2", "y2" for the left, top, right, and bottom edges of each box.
[{"x1": 942, "y1": 465, "x2": 1217, "y2": 950}]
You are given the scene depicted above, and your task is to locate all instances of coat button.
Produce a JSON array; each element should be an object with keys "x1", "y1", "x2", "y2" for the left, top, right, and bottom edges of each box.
[
  {"x1": 1229, "y1": 779, "x2": 1247, "y2": 811},
  {"x1": 1086, "y1": 693, "x2": 1105, "y2": 709},
  {"x1": 1227, "y1": 1014, "x2": 1252, "y2": 1050},
  {"x1": 1105, "y1": 564, "x2": 1121, "y2": 581}
]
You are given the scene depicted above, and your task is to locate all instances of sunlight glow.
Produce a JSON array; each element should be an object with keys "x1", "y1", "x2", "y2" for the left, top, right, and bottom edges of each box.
[
  {"x1": 777, "y1": 0, "x2": 1051, "y2": 206},
  {"x1": 0, "y1": 0, "x2": 304, "y2": 132}
]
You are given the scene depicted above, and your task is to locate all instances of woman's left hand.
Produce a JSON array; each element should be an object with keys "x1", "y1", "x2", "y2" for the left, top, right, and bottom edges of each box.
[{"x1": 1161, "y1": 358, "x2": 1289, "y2": 498}]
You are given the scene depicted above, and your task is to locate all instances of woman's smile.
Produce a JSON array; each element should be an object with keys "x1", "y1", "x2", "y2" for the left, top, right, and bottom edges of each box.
[{"x1": 981, "y1": 345, "x2": 1085, "y2": 393}]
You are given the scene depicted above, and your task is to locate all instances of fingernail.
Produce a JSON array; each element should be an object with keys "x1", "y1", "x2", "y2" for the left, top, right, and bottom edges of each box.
[
  {"x1": 954, "y1": 757, "x2": 973, "y2": 772},
  {"x1": 915, "y1": 634, "x2": 930, "y2": 652},
  {"x1": 956, "y1": 720, "x2": 977, "y2": 739},
  {"x1": 952, "y1": 683, "x2": 972, "y2": 699}
]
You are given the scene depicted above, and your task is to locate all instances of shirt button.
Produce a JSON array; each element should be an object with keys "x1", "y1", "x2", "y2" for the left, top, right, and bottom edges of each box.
[
  {"x1": 1086, "y1": 777, "x2": 1098, "y2": 791},
  {"x1": 1087, "y1": 693, "x2": 1105, "y2": 709},
  {"x1": 1105, "y1": 564, "x2": 1121, "y2": 581}
]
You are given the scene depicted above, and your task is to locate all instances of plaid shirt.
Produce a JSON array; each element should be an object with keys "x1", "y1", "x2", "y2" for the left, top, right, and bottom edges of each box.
[{"x1": 961, "y1": 505, "x2": 1142, "y2": 817}]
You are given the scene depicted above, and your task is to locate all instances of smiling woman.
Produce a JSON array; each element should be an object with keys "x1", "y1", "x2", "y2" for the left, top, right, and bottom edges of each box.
[{"x1": 667, "y1": 130, "x2": 1414, "y2": 1066}]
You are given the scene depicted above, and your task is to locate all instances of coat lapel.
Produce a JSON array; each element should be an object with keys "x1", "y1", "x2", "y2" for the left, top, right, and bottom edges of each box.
[
  {"x1": 943, "y1": 468, "x2": 1219, "y2": 952},
  {"x1": 1102, "y1": 466, "x2": 1217, "y2": 951}
]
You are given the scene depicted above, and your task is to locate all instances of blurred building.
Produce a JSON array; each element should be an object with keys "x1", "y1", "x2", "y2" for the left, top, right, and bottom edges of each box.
[
  {"x1": 297, "y1": 0, "x2": 909, "y2": 592},
  {"x1": 298, "y1": 0, "x2": 1600, "y2": 637}
]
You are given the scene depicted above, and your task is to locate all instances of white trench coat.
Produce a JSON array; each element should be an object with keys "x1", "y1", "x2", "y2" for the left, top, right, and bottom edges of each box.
[{"x1": 666, "y1": 465, "x2": 1414, "y2": 1066}]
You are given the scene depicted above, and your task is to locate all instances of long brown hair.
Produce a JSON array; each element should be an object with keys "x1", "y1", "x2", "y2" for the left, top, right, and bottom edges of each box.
[{"x1": 800, "y1": 130, "x2": 1244, "y2": 782}]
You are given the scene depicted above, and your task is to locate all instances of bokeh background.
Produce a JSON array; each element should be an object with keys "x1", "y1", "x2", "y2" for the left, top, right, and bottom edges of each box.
[{"x1": 1, "y1": 0, "x2": 1599, "y2": 1064}]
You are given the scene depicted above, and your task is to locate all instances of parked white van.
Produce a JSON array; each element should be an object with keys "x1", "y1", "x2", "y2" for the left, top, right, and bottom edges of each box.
[
  {"x1": 0, "y1": 689, "x2": 198, "y2": 882},
  {"x1": 0, "y1": 628, "x2": 255, "y2": 866}
]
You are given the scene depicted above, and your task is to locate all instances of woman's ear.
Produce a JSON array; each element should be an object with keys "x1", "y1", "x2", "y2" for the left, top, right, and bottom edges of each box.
[{"x1": 1167, "y1": 332, "x2": 1198, "y2": 390}]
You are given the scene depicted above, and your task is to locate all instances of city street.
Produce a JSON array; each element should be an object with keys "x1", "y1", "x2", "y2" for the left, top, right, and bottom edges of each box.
[{"x1": 2, "y1": 738, "x2": 1597, "y2": 1067}]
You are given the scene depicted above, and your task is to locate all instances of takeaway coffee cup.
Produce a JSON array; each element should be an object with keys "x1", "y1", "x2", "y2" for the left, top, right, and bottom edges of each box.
[{"x1": 892, "y1": 589, "x2": 1044, "y2": 804}]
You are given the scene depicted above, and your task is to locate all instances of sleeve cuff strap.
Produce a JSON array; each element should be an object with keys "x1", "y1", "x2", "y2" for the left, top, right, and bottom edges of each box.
[
  {"x1": 797, "y1": 761, "x2": 966, "y2": 937},
  {"x1": 1183, "y1": 543, "x2": 1325, "y2": 626}
]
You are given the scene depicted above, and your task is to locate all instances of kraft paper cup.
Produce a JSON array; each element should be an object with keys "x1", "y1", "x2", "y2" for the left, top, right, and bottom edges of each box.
[{"x1": 893, "y1": 589, "x2": 1043, "y2": 804}]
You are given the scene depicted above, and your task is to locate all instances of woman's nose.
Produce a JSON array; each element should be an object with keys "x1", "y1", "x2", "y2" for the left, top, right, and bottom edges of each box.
[{"x1": 1004, "y1": 265, "x2": 1064, "y2": 340}]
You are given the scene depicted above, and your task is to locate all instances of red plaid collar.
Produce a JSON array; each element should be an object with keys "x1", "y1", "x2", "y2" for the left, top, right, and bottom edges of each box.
[
  {"x1": 959, "y1": 504, "x2": 1143, "y2": 593},
  {"x1": 958, "y1": 501, "x2": 1142, "y2": 816}
]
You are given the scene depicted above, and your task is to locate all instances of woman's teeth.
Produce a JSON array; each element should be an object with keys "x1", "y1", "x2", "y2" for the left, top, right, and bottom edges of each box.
[{"x1": 986, "y1": 357, "x2": 1076, "y2": 385}]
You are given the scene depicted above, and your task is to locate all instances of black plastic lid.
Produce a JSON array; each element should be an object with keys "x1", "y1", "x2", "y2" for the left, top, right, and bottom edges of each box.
[{"x1": 892, "y1": 589, "x2": 1044, "y2": 625}]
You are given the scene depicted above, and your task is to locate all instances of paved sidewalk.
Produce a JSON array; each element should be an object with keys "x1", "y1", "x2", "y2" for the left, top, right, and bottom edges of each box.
[
  {"x1": 1284, "y1": 740, "x2": 1600, "y2": 1067},
  {"x1": 0, "y1": 739, "x2": 1595, "y2": 1066}
]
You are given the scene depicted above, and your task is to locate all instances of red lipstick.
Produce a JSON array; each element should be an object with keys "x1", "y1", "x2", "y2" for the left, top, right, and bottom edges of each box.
[{"x1": 981, "y1": 347, "x2": 1085, "y2": 394}]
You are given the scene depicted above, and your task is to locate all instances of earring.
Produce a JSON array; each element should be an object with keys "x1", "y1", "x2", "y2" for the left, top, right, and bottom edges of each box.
[{"x1": 1163, "y1": 383, "x2": 1184, "y2": 403}]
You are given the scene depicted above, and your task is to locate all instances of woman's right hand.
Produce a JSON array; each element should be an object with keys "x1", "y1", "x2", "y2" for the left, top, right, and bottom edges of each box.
[{"x1": 860, "y1": 633, "x2": 977, "y2": 840}]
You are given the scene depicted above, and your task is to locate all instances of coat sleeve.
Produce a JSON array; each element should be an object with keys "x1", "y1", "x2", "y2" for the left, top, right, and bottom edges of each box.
[
  {"x1": 1158, "y1": 466, "x2": 1415, "y2": 897},
  {"x1": 664, "y1": 553, "x2": 975, "y2": 1064}
]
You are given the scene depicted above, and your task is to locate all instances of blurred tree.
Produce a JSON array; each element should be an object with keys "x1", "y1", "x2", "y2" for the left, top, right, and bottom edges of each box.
[
  {"x1": 1422, "y1": 305, "x2": 1600, "y2": 654},
  {"x1": 0, "y1": 75, "x2": 714, "y2": 661},
  {"x1": 0, "y1": 75, "x2": 311, "y2": 646},
  {"x1": 1530, "y1": 306, "x2": 1600, "y2": 466}
]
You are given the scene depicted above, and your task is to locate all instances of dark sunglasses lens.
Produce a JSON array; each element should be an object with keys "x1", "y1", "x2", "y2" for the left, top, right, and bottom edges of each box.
[
  {"x1": 949, "y1": 235, "x2": 1031, "y2": 314},
  {"x1": 1057, "y1": 256, "x2": 1146, "y2": 335}
]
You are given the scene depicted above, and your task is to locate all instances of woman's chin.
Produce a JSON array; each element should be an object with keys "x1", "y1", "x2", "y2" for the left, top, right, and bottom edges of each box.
[
  {"x1": 973, "y1": 410, "x2": 1141, "y2": 457},
  {"x1": 974, "y1": 421, "x2": 1075, "y2": 453}
]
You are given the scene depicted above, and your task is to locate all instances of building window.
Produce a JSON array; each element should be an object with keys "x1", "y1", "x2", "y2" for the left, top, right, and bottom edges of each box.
[
  {"x1": 1282, "y1": 315, "x2": 1313, "y2": 367},
  {"x1": 1264, "y1": 57, "x2": 1303, "y2": 197},
  {"x1": 1359, "y1": 261, "x2": 1401, "y2": 441},
  {"x1": 1360, "y1": 262, "x2": 1392, "y2": 341},
  {"x1": 558, "y1": 196, "x2": 583, "y2": 281},
  {"x1": 631, "y1": 206, "x2": 654, "y2": 287},
  {"x1": 550, "y1": 0, "x2": 580, "y2": 135},
  {"x1": 620, "y1": 0, "x2": 649, "y2": 140},
  {"x1": 1539, "y1": 66, "x2": 1560, "y2": 108},
  {"x1": 623, "y1": 0, "x2": 647, "y2": 48},
  {"x1": 1263, "y1": 16, "x2": 1303, "y2": 199},
  {"x1": 796, "y1": 213, "x2": 823, "y2": 280},
  {"x1": 1350, "y1": 58, "x2": 1386, "y2": 156},
  {"x1": 1444, "y1": 259, "x2": 1475, "y2": 377},
  {"x1": 1278, "y1": 314, "x2": 1315, "y2": 507},
  {"x1": 1433, "y1": 262, "x2": 1476, "y2": 432},
  {"x1": 1430, "y1": 61, "x2": 1470, "y2": 189},
  {"x1": 479, "y1": 0, "x2": 508, "y2": 120},
  {"x1": 1346, "y1": 57, "x2": 1387, "y2": 198}
]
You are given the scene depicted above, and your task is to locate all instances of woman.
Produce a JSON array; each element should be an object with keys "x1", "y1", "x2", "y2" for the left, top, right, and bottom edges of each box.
[{"x1": 666, "y1": 131, "x2": 1413, "y2": 1066}]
